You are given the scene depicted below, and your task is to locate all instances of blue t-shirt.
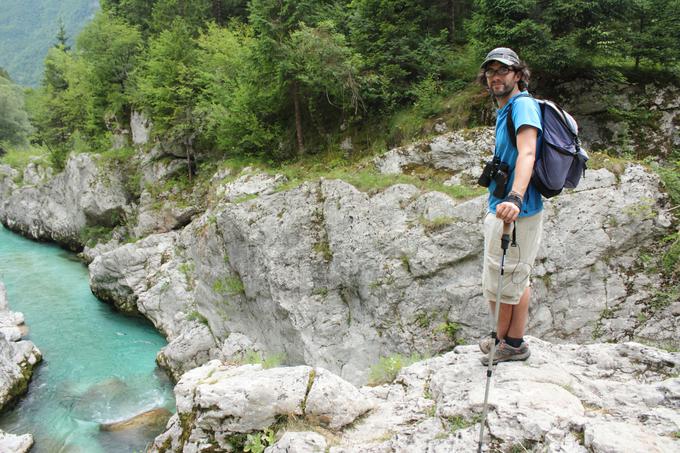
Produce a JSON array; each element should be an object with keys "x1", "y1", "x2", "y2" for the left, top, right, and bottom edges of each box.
[{"x1": 488, "y1": 91, "x2": 543, "y2": 217}]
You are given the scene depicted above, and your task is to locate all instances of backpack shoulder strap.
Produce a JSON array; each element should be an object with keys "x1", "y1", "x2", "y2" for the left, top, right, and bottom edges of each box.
[{"x1": 505, "y1": 93, "x2": 531, "y2": 148}]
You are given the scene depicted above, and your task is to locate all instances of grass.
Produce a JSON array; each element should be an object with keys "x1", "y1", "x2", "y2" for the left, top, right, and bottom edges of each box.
[
  {"x1": 586, "y1": 150, "x2": 636, "y2": 177},
  {"x1": 0, "y1": 144, "x2": 50, "y2": 178},
  {"x1": 212, "y1": 275, "x2": 245, "y2": 296},
  {"x1": 448, "y1": 414, "x2": 482, "y2": 432},
  {"x1": 367, "y1": 353, "x2": 424, "y2": 386},
  {"x1": 186, "y1": 310, "x2": 209, "y2": 325},
  {"x1": 661, "y1": 233, "x2": 680, "y2": 275},
  {"x1": 233, "y1": 193, "x2": 259, "y2": 204},
  {"x1": 435, "y1": 321, "x2": 466, "y2": 345},
  {"x1": 242, "y1": 350, "x2": 286, "y2": 369},
  {"x1": 419, "y1": 216, "x2": 458, "y2": 233},
  {"x1": 79, "y1": 225, "x2": 114, "y2": 248}
]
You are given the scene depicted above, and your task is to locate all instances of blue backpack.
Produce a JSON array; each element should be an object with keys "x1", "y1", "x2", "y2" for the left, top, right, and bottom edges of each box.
[{"x1": 508, "y1": 95, "x2": 589, "y2": 198}]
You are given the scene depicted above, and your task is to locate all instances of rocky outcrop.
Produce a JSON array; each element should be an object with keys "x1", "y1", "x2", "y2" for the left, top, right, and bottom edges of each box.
[
  {"x1": 0, "y1": 154, "x2": 129, "y2": 251},
  {"x1": 374, "y1": 127, "x2": 494, "y2": 185},
  {"x1": 100, "y1": 407, "x2": 173, "y2": 432},
  {"x1": 149, "y1": 361, "x2": 374, "y2": 452},
  {"x1": 0, "y1": 432, "x2": 33, "y2": 453},
  {"x1": 550, "y1": 81, "x2": 680, "y2": 157},
  {"x1": 149, "y1": 338, "x2": 679, "y2": 452},
  {"x1": 0, "y1": 282, "x2": 41, "y2": 452},
  {"x1": 89, "y1": 128, "x2": 675, "y2": 385}
]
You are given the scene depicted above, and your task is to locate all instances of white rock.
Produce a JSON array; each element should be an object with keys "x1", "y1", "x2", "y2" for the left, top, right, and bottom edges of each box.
[
  {"x1": 584, "y1": 420, "x2": 677, "y2": 453},
  {"x1": 0, "y1": 154, "x2": 128, "y2": 250},
  {"x1": 131, "y1": 110, "x2": 151, "y2": 145},
  {"x1": 265, "y1": 431, "x2": 327, "y2": 453},
  {"x1": 0, "y1": 431, "x2": 32, "y2": 453}
]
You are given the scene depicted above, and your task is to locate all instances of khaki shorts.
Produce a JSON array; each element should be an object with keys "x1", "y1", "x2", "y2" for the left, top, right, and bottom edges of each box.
[{"x1": 482, "y1": 211, "x2": 543, "y2": 304}]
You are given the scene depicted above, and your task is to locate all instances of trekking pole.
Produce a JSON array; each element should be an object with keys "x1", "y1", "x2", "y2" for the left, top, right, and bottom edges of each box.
[{"x1": 477, "y1": 221, "x2": 512, "y2": 453}]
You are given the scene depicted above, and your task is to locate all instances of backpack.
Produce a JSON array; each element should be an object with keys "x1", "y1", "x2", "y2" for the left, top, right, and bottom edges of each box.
[{"x1": 507, "y1": 94, "x2": 589, "y2": 198}]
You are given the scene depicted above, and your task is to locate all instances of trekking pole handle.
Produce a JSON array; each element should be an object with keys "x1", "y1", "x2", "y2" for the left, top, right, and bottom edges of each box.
[{"x1": 501, "y1": 221, "x2": 512, "y2": 252}]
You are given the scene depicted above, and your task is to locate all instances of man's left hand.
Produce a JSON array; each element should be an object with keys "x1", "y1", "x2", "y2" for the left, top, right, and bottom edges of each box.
[{"x1": 496, "y1": 201, "x2": 520, "y2": 223}]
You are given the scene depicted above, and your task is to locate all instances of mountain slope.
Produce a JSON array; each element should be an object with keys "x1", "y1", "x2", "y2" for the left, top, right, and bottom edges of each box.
[{"x1": 0, "y1": 0, "x2": 99, "y2": 87}]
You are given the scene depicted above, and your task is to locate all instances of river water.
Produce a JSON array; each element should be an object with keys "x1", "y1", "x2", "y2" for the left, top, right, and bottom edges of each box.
[{"x1": 0, "y1": 225, "x2": 175, "y2": 452}]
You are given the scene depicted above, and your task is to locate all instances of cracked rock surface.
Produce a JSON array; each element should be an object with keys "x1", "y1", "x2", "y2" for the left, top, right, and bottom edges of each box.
[
  {"x1": 89, "y1": 129, "x2": 674, "y2": 385},
  {"x1": 0, "y1": 155, "x2": 129, "y2": 251},
  {"x1": 150, "y1": 337, "x2": 679, "y2": 453},
  {"x1": 149, "y1": 361, "x2": 373, "y2": 452}
]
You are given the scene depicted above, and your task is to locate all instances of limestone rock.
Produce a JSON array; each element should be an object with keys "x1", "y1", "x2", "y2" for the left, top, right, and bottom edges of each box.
[
  {"x1": 584, "y1": 420, "x2": 677, "y2": 453},
  {"x1": 131, "y1": 111, "x2": 151, "y2": 145},
  {"x1": 22, "y1": 162, "x2": 53, "y2": 186},
  {"x1": 557, "y1": 80, "x2": 679, "y2": 156},
  {"x1": 88, "y1": 127, "x2": 674, "y2": 385},
  {"x1": 149, "y1": 361, "x2": 373, "y2": 452},
  {"x1": 100, "y1": 407, "x2": 172, "y2": 432},
  {"x1": 0, "y1": 154, "x2": 129, "y2": 250},
  {"x1": 0, "y1": 283, "x2": 40, "y2": 446},
  {"x1": 131, "y1": 146, "x2": 200, "y2": 237},
  {"x1": 265, "y1": 432, "x2": 327, "y2": 453},
  {"x1": 215, "y1": 172, "x2": 288, "y2": 202},
  {"x1": 374, "y1": 128, "x2": 493, "y2": 183},
  {"x1": 0, "y1": 431, "x2": 33, "y2": 453},
  {"x1": 150, "y1": 338, "x2": 679, "y2": 452}
]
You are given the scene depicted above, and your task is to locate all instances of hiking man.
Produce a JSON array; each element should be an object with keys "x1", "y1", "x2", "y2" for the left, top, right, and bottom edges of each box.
[{"x1": 477, "y1": 47, "x2": 543, "y2": 364}]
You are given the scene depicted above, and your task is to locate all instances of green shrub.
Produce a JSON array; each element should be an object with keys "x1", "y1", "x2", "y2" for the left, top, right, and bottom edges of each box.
[
  {"x1": 186, "y1": 310, "x2": 209, "y2": 325},
  {"x1": 662, "y1": 233, "x2": 680, "y2": 275},
  {"x1": 79, "y1": 225, "x2": 113, "y2": 247},
  {"x1": 0, "y1": 144, "x2": 50, "y2": 174},
  {"x1": 243, "y1": 351, "x2": 285, "y2": 369},
  {"x1": 368, "y1": 353, "x2": 423, "y2": 386}
]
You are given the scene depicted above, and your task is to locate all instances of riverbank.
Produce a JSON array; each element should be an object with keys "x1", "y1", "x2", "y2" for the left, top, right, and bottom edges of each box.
[
  {"x1": 0, "y1": 225, "x2": 174, "y2": 452},
  {"x1": 0, "y1": 282, "x2": 40, "y2": 452}
]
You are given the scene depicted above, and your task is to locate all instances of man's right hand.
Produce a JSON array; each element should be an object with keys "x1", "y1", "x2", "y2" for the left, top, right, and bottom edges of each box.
[{"x1": 496, "y1": 201, "x2": 520, "y2": 223}]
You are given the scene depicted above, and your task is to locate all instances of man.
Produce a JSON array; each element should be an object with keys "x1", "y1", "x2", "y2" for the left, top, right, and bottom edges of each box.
[{"x1": 477, "y1": 47, "x2": 543, "y2": 364}]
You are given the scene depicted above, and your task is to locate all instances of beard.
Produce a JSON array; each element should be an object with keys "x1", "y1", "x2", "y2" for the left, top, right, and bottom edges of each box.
[{"x1": 490, "y1": 80, "x2": 515, "y2": 99}]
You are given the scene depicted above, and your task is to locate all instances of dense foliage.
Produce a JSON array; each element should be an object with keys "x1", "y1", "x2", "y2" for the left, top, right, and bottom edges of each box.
[
  {"x1": 9, "y1": 0, "x2": 680, "y2": 167},
  {"x1": 0, "y1": 0, "x2": 98, "y2": 87},
  {"x1": 0, "y1": 76, "x2": 33, "y2": 146}
]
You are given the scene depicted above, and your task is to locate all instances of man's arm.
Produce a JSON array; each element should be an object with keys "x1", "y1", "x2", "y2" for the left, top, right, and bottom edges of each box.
[{"x1": 495, "y1": 125, "x2": 538, "y2": 223}]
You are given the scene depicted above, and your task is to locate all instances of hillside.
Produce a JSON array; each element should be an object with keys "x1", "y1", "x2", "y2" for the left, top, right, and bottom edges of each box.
[{"x1": 0, "y1": 0, "x2": 98, "y2": 86}]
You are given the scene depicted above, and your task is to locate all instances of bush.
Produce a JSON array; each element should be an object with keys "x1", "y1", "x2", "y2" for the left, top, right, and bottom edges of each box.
[{"x1": 368, "y1": 353, "x2": 423, "y2": 386}]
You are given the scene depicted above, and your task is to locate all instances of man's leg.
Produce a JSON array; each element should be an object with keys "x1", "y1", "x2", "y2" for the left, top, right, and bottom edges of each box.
[
  {"x1": 507, "y1": 286, "x2": 530, "y2": 338},
  {"x1": 488, "y1": 300, "x2": 513, "y2": 341},
  {"x1": 488, "y1": 286, "x2": 529, "y2": 340}
]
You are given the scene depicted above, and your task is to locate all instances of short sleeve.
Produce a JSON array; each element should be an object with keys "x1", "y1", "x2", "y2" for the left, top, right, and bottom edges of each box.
[{"x1": 512, "y1": 97, "x2": 542, "y2": 135}]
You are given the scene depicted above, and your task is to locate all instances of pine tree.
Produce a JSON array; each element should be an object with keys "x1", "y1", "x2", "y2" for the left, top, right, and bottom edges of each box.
[{"x1": 55, "y1": 18, "x2": 71, "y2": 51}]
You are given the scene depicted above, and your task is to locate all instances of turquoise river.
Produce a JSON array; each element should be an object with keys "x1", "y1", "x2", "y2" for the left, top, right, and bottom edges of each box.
[{"x1": 0, "y1": 225, "x2": 175, "y2": 452}]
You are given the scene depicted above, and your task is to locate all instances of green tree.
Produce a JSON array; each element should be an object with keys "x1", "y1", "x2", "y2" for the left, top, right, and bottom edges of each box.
[
  {"x1": 283, "y1": 21, "x2": 363, "y2": 147},
  {"x1": 101, "y1": 0, "x2": 157, "y2": 34},
  {"x1": 467, "y1": 0, "x2": 633, "y2": 74},
  {"x1": 76, "y1": 11, "x2": 142, "y2": 131},
  {"x1": 0, "y1": 67, "x2": 11, "y2": 81},
  {"x1": 55, "y1": 18, "x2": 71, "y2": 51},
  {"x1": 134, "y1": 18, "x2": 201, "y2": 178},
  {"x1": 347, "y1": 0, "x2": 453, "y2": 109},
  {"x1": 30, "y1": 47, "x2": 93, "y2": 167},
  {"x1": 195, "y1": 23, "x2": 282, "y2": 156},
  {"x1": 0, "y1": 76, "x2": 33, "y2": 145},
  {"x1": 249, "y1": 0, "x2": 361, "y2": 155},
  {"x1": 621, "y1": 0, "x2": 680, "y2": 68}
]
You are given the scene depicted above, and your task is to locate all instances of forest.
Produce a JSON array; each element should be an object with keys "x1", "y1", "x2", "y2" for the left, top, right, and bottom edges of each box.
[
  {"x1": 0, "y1": 0, "x2": 98, "y2": 87},
  {"x1": 1, "y1": 0, "x2": 679, "y2": 170}
]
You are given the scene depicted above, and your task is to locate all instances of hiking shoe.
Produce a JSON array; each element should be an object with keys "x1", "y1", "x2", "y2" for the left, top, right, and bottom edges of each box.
[
  {"x1": 478, "y1": 336, "x2": 496, "y2": 354},
  {"x1": 480, "y1": 340, "x2": 530, "y2": 365}
]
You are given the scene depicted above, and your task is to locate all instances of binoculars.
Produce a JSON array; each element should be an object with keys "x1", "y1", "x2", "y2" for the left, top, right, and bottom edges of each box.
[{"x1": 478, "y1": 157, "x2": 510, "y2": 198}]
